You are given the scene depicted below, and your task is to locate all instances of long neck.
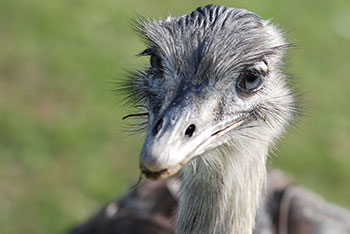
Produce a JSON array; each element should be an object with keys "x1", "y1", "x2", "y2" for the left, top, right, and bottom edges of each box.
[{"x1": 176, "y1": 144, "x2": 268, "y2": 234}]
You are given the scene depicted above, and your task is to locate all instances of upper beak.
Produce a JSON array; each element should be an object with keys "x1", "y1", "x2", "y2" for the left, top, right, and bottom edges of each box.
[
  {"x1": 139, "y1": 101, "x2": 244, "y2": 180},
  {"x1": 140, "y1": 103, "x2": 200, "y2": 179}
]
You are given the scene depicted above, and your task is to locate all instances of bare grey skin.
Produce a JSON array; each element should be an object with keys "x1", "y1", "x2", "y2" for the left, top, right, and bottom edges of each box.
[{"x1": 123, "y1": 5, "x2": 295, "y2": 234}]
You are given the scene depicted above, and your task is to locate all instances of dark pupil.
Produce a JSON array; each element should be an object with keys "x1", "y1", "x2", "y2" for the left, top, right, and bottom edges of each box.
[
  {"x1": 245, "y1": 73, "x2": 258, "y2": 83},
  {"x1": 150, "y1": 54, "x2": 162, "y2": 73}
]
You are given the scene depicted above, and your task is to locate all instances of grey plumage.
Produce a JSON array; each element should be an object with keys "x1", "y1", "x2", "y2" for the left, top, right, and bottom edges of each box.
[
  {"x1": 123, "y1": 5, "x2": 296, "y2": 234},
  {"x1": 127, "y1": 5, "x2": 294, "y2": 120}
]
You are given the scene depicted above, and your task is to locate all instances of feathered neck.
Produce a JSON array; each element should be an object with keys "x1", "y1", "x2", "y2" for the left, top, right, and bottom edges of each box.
[{"x1": 176, "y1": 143, "x2": 268, "y2": 234}]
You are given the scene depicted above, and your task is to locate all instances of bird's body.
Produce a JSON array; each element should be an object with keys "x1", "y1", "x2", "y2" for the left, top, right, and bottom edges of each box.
[
  {"x1": 68, "y1": 5, "x2": 350, "y2": 234},
  {"x1": 125, "y1": 5, "x2": 295, "y2": 234}
]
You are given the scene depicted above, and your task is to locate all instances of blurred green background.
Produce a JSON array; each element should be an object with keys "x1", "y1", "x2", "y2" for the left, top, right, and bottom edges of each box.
[{"x1": 0, "y1": 0, "x2": 349, "y2": 233}]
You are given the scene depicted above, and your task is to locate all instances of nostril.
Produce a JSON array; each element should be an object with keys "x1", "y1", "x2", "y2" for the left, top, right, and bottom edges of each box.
[
  {"x1": 153, "y1": 118, "x2": 163, "y2": 135},
  {"x1": 185, "y1": 124, "x2": 196, "y2": 137}
]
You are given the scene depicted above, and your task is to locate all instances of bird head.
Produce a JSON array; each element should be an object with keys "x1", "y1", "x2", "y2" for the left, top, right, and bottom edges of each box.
[{"x1": 124, "y1": 5, "x2": 295, "y2": 179}]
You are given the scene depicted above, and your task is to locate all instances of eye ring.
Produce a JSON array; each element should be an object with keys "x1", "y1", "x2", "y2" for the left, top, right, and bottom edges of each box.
[{"x1": 235, "y1": 70, "x2": 263, "y2": 96}]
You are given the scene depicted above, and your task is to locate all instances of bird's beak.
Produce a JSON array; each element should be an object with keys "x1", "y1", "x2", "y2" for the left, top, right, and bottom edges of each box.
[{"x1": 139, "y1": 101, "x2": 244, "y2": 180}]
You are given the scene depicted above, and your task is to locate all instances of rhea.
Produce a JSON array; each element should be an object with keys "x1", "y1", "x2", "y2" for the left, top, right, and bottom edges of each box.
[{"x1": 124, "y1": 5, "x2": 295, "y2": 234}]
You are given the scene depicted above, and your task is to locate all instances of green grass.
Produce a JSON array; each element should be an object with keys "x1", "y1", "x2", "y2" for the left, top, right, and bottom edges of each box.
[{"x1": 0, "y1": 0, "x2": 349, "y2": 233}]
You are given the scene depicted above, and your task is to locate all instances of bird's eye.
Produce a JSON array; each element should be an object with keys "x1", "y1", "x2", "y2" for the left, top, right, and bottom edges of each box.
[
  {"x1": 236, "y1": 70, "x2": 263, "y2": 96},
  {"x1": 150, "y1": 53, "x2": 163, "y2": 74}
]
